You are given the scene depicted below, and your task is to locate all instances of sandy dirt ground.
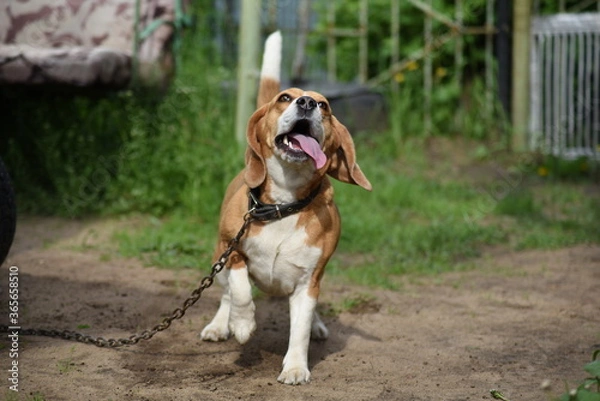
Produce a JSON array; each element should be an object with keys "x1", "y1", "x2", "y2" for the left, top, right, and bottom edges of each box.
[{"x1": 1, "y1": 216, "x2": 599, "y2": 401}]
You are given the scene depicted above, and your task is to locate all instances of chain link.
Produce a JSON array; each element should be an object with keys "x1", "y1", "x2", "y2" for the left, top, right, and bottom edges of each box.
[{"x1": 1, "y1": 214, "x2": 254, "y2": 348}]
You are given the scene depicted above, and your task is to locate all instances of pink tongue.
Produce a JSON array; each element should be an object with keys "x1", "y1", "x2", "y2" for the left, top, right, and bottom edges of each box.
[{"x1": 289, "y1": 134, "x2": 327, "y2": 169}]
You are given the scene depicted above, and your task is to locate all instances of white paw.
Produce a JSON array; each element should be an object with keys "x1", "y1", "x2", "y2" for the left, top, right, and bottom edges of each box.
[
  {"x1": 277, "y1": 366, "x2": 311, "y2": 385},
  {"x1": 200, "y1": 323, "x2": 230, "y2": 342},
  {"x1": 229, "y1": 318, "x2": 256, "y2": 344},
  {"x1": 311, "y1": 320, "x2": 329, "y2": 341}
]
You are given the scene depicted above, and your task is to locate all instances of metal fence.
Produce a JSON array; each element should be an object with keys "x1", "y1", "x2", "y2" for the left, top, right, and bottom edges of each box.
[{"x1": 530, "y1": 13, "x2": 600, "y2": 158}]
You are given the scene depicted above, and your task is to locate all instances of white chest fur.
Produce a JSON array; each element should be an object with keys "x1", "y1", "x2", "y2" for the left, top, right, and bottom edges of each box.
[{"x1": 242, "y1": 215, "x2": 322, "y2": 296}]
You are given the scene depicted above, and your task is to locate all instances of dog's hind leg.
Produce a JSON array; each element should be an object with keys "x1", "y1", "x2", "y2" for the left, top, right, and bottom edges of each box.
[{"x1": 311, "y1": 311, "x2": 329, "y2": 341}]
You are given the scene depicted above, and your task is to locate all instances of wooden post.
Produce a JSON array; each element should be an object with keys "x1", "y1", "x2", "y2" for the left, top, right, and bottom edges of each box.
[
  {"x1": 391, "y1": 0, "x2": 400, "y2": 94},
  {"x1": 358, "y1": 0, "x2": 368, "y2": 84},
  {"x1": 511, "y1": 0, "x2": 532, "y2": 151},
  {"x1": 424, "y1": 0, "x2": 433, "y2": 135},
  {"x1": 292, "y1": 0, "x2": 311, "y2": 84},
  {"x1": 496, "y1": 0, "x2": 512, "y2": 119},
  {"x1": 485, "y1": 0, "x2": 494, "y2": 118},
  {"x1": 266, "y1": 0, "x2": 277, "y2": 31},
  {"x1": 559, "y1": 0, "x2": 565, "y2": 12},
  {"x1": 455, "y1": 0, "x2": 463, "y2": 130},
  {"x1": 327, "y1": 4, "x2": 336, "y2": 82},
  {"x1": 235, "y1": 0, "x2": 262, "y2": 144}
]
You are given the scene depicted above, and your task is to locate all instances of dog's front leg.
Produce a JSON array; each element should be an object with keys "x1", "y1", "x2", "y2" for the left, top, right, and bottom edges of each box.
[
  {"x1": 227, "y1": 266, "x2": 256, "y2": 344},
  {"x1": 278, "y1": 286, "x2": 317, "y2": 385},
  {"x1": 201, "y1": 252, "x2": 256, "y2": 344},
  {"x1": 200, "y1": 270, "x2": 231, "y2": 341}
]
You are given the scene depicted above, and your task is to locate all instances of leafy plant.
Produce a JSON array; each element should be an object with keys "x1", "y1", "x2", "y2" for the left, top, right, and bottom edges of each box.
[
  {"x1": 554, "y1": 350, "x2": 600, "y2": 401},
  {"x1": 311, "y1": 0, "x2": 490, "y2": 82},
  {"x1": 534, "y1": 156, "x2": 599, "y2": 181},
  {"x1": 537, "y1": 0, "x2": 600, "y2": 14}
]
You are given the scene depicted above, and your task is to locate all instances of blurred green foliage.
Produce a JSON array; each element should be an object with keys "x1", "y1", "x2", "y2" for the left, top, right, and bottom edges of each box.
[
  {"x1": 0, "y1": 5, "x2": 240, "y2": 217},
  {"x1": 311, "y1": 0, "x2": 491, "y2": 82}
]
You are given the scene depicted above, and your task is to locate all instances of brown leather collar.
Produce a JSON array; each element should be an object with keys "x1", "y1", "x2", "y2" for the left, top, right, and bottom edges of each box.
[{"x1": 248, "y1": 185, "x2": 320, "y2": 222}]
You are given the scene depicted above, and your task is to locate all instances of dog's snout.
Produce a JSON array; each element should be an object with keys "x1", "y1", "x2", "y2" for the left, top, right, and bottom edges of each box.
[{"x1": 296, "y1": 96, "x2": 317, "y2": 111}]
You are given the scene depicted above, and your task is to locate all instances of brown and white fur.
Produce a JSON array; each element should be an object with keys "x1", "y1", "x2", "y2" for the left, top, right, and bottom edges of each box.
[{"x1": 200, "y1": 31, "x2": 372, "y2": 385}]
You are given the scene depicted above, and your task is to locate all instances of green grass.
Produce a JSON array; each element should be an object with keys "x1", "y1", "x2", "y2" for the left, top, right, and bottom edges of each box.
[
  {"x1": 494, "y1": 189, "x2": 538, "y2": 217},
  {"x1": 328, "y1": 162, "x2": 504, "y2": 284},
  {"x1": 114, "y1": 134, "x2": 599, "y2": 288},
  {"x1": 116, "y1": 214, "x2": 217, "y2": 269}
]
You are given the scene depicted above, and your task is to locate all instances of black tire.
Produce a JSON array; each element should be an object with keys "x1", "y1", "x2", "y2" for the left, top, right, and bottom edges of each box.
[{"x1": 0, "y1": 158, "x2": 17, "y2": 265}]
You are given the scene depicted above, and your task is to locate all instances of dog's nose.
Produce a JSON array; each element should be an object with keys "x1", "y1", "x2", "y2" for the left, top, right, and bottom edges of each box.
[{"x1": 296, "y1": 96, "x2": 317, "y2": 111}]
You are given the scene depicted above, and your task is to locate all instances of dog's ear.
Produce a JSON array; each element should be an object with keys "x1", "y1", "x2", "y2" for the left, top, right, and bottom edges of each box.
[
  {"x1": 244, "y1": 105, "x2": 269, "y2": 188},
  {"x1": 327, "y1": 116, "x2": 372, "y2": 191}
]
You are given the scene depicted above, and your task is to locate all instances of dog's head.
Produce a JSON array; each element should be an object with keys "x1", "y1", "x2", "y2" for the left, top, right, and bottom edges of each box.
[{"x1": 244, "y1": 88, "x2": 372, "y2": 192}]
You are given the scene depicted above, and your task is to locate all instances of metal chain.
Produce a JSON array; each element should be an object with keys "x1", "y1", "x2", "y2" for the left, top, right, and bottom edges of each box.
[{"x1": 1, "y1": 213, "x2": 254, "y2": 348}]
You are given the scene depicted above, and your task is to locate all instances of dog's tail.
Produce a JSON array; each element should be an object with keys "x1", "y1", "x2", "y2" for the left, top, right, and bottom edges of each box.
[{"x1": 257, "y1": 31, "x2": 282, "y2": 108}]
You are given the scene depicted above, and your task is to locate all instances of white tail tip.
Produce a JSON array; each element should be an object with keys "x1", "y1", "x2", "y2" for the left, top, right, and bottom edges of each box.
[{"x1": 261, "y1": 31, "x2": 282, "y2": 80}]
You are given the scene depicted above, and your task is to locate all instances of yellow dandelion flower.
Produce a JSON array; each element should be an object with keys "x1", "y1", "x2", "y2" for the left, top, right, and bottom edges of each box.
[
  {"x1": 537, "y1": 166, "x2": 548, "y2": 177},
  {"x1": 394, "y1": 72, "x2": 405, "y2": 83},
  {"x1": 435, "y1": 66, "x2": 447, "y2": 79},
  {"x1": 406, "y1": 60, "x2": 418, "y2": 71}
]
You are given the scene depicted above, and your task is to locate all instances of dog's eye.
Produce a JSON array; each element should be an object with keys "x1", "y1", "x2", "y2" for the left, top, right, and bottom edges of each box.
[
  {"x1": 317, "y1": 101, "x2": 328, "y2": 111},
  {"x1": 278, "y1": 94, "x2": 292, "y2": 103}
]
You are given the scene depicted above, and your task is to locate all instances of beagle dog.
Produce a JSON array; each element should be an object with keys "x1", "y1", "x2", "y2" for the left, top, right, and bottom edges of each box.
[{"x1": 200, "y1": 31, "x2": 372, "y2": 385}]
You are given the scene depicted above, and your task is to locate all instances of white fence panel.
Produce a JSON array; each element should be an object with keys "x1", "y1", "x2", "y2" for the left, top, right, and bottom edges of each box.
[{"x1": 530, "y1": 13, "x2": 600, "y2": 158}]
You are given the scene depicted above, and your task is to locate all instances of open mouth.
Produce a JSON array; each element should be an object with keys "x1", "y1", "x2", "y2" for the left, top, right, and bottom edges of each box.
[{"x1": 275, "y1": 120, "x2": 327, "y2": 169}]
